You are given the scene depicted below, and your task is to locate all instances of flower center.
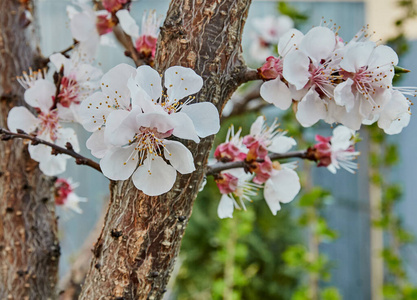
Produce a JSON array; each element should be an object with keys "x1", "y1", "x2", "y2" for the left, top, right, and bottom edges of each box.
[
  {"x1": 58, "y1": 76, "x2": 80, "y2": 107},
  {"x1": 38, "y1": 110, "x2": 59, "y2": 141}
]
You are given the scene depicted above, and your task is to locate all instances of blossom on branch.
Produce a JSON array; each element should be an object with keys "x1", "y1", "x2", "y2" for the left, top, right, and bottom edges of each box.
[
  {"x1": 7, "y1": 79, "x2": 80, "y2": 176},
  {"x1": 258, "y1": 24, "x2": 415, "y2": 134},
  {"x1": 54, "y1": 178, "x2": 87, "y2": 214},
  {"x1": 314, "y1": 125, "x2": 360, "y2": 174},
  {"x1": 79, "y1": 64, "x2": 220, "y2": 196},
  {"x1": 49, "y1": 51, "x2": 103, "y2": 122}
]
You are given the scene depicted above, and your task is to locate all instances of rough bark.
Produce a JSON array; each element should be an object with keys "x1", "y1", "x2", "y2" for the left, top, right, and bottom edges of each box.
[
  {"x1": 0, "y1": 1, "x2": 59, "y2": 299},
  {"x1": 79, "y1": 0, "x2": 252, "y2": 299}
]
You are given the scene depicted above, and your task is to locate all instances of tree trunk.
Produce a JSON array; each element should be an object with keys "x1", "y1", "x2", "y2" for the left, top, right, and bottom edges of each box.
[
  {"x1": 0, "y1": 1, "x2": 59, "y2": 299},
  {"x1": 79, "y1": 0, "x2": 252, "y2": 299}
]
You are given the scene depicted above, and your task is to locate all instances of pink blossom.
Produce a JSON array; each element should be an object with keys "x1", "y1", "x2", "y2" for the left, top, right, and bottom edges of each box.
[
  {"x1": 102, "y1": 0, "x2": 127, "y2": 13},
  {"x1": 258, "y1": 56, "x2": 283, "y2": 80},
  {"x1": 54, "y1": 178, "x2": 87, "y2": 214},
  {"x1": 216, "y1": 173, "x2": 239, "y2": 194}
]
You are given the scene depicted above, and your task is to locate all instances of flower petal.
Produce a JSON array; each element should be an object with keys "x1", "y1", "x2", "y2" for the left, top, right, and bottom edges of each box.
[
  {"x1": 116, "y1": 9, "x2": 139, "y2": 39},
  {"x1": 296, "y1": 89, "x2": 327, "y2": 127},
  {"x1": 334, "y1": 78, "x2": 355, "y2": 112},
  {"x1": 100, "y1": 63, "x2": 137, "y2": 109},
  {"x1": 180, "y1": 102, "x2": 220, "y2": 138},
  {"x1": 168, "y1": 112, "x2": 200, "y2": 143},
  {"x1": 49, "y1": 53, "x2": 71, "y2": 74},
  {"x1": 79, "y1": 91, "x2": 114, "y2": 132},
  {"x1": 378, "y1": 90, "x2": 410, "y2": 134},
  {"x1": 105, "y1": 109, "x2": 135, "y2": 146},
  {"x1": 278, "y1": 28, "x2": 304, "y2": 57},
  {"x1": 283, "y1": 51, "x2": 310, "y2": 90},
  {"x1": 56, "y1": 127, "x2": 80, "y2": 152},
  {"x1": 299, "y1": 26, "x2": 336, "y2": 62},
  {"x1": 28, "y1": 144, "x2": 67, "y2": 176},
  {"x1": 260, "y1": 78, "x2": 293, "y2": 110},
  {"x1": 136, "y1": 111, "x2": 176, "y2": 134},
  {"x1": 132, "y1": 155, "x2": 177, "y2": 196},
  {"x1": 268, "y1": 135, "x2": 296, "y2": 154},
  {"x1": 7, "y1": 106, "x2": 40, "y2": 133},
  {"x1": 24, "y1": 79, "x2": 55, "y2": 112},
  {"x1": 250, "y1": 116, "x2": 264, "y2": 136},
  {"x1": 70, "y1": 11, "x2": 96, "y2": 42},
  {"x1": 264, "y1": 168, "x2": 300, "y2": 212},
  {"x1": 340, "y1": 42, "x2": 375, "y2": 73},
  {"x1": 163, "y1": 140, "x2": 195, "y2": 174},
  {"x1": 133, "y1": 65, "x2": 162, "y2": 102},
  {"x1": 164, "y1": 66, "x2": 203, "y2": 102},
  {"x1": 217, "y1": 194, "x2": 234, "y2": 219},
  {"x1": 86, "y1": 130, "x2": 110, "y2": 158},
  {"x1": 100, "y1": 145, "x2": 138, "y2": 180}
]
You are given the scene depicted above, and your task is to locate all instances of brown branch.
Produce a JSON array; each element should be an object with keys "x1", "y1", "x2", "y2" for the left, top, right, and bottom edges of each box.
[
  {"x1": 36, "y1": 41, "x2": 79, "y2": 70},
  {"x1": 237, "y1": 68, "x2": 262, "y2": 84},
  {"x1": 222, "y1": 82, "x2": 262, "y2": 120},
  {"x1": 0, "y1": 128, "x2": 102, "y2": 173},
  {"x1": 206, "y1": 150, "x2": 316, "y2": 176}
]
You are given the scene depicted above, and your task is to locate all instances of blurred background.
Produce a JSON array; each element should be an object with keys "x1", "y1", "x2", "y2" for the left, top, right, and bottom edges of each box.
[{"x1": 37, "y1": 0, "x2": 417, "y2": 299}]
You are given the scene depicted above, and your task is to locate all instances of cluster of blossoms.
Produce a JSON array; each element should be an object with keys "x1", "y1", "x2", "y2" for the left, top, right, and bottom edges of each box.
[
  {"x1": 8, "y1": 49, "x2": 100, "y2": 176},
  {"x1": 79, "y1": 64, "x2": 220, "y2": 196},
  {"x1": 249, "y1": 15, "x2": 294, "y2": 63},
  {"x1": 54, "y1": 178, "x2": 87, "y2": 214},
  {"x1": 258, "y1": 24, "x2": 414, "y2": 134},
  {"x1": 214, "y1": 117, "x2": 360, "y2": 219},
  {"x1": 68, "y1": 0, "x2": 161, "y2": 63},
  {"x1": 214, "y1": 116, "x2": 301, "y2": 218}
]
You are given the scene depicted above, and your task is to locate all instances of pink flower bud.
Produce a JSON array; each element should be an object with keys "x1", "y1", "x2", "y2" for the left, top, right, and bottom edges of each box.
[
  {"x1": 313, "y1": 134, "x2": 332, "y2": 167},
  {"x1": 96, "y1": 15, "x2": 114, "y2": 36},
  {"x1": 252, "y1": 156, "x2": 273, "y2": 184},
  {"x1": 214, "y1": 142, "x2": 246, "y2": 162},
  {"x1": 54, "y1": 178, "x2": 73, "y2": 206},
  {"x1": 135, "y1": 35, "x2": 158, "y2": 59},
  {"x1": 258, "y1": 56, "x2": 283, "y2": 80},
  {"x1": 216, "y1": 173, "x2": 239, "y2": 194},
  {"x1": 102, "y1": 0, "x2": 127, "y2": 13},
  {"x1": 243, "y1": 136, "x2": 268, "y2": 161}
]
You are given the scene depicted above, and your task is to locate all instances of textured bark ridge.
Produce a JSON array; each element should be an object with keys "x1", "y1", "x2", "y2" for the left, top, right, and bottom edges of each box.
[
  {"x1": 79, "y1": 0, "x2": 252, "y2": 299},
  {"x1": 0, "y1": 1, "x2": 59, "y2": 299}
]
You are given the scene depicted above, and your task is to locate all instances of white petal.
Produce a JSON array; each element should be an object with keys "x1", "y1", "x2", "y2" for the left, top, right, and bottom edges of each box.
[
  {"x1": 180, "y1": 102, "x2": 220, "y2": 138},
  {"x1": 264, "y1": 181, "x2": 282, "y2": 216},
  {"x1": 100, "y1": 63, "x2": 137, "y2": 109},
  {"x1": 169, "y1": 112, "x2": 200, "y2": 143},
  {"x1": 368, "y1": 45, "x2": 398, "y2": 69},
  {"x1": 100, "y1": 145, "x2": 138, "y2": 180},
  {"x1": 86, "y1": 130, "x2": 110, "y2": 158},
  {"x1": 133, "y1": 65, "x2": 162, "y2": 102},
  {"x1": 283, "y1": 51, "x2": 310, "y2": 90},
  {"x1": 217, "y1": 194, "x2": 234, "y2": 219},
  {"x1": 340, "y1": 42, "x2": 375, "y2": 72},
  {"x1": 264, "y1": 168, "x2": 300, "y2": 212},
  {"x1": 300, "y1": 27, "x2": 336, "y2": 62},
  {"x1": 334, "y1": 78, "x2": 355, "y2": 112},
  {"x1": 28, "y1": 144, "x2": 67, "y2": 176},
  {"x1": 163, "y1": 140, "x2": 195, "y2": 174},
  {"x1": 49, "y1": 53, "x2": 71, "y2": 74},
  {"x1": 70, "y1": 11, "x2": 96, "y2": 42},
  {"x1": 268, "y1": 136, "x2": 296, "y2": 154},
  {"x1": 7, "y1": 107, "x2": 40, "y2": 133},
  {"x1": 79, "y1": 92, "x2": 114, "y2": 132},
  {"x1": 105, "y1": 109, "x2": 135, "y2": 146},
  {"x1": 250, "y1": 116, "x2": 265, "y2": 136},
  {"x1": 378, "y1": 90, "x2": 410, "y2": 134},
  {"x1": 24, "y1": 79, "x2": 55, "y2": 112},
  {"x1": 164, "y1": 66, "x2": 203, "y2": 102},
  {"x1": 296, "y1": 89, "x2": 327, "y2": 127},
  {"x1": 278, "y1": 28, "x2": 304, "y2": 57},
  {"x1": 116, "y1": 9, "x2": 139, "y2": 39},
  {"x1": 56, "y1": 127, "x2": 80, "y2": 152},
  {"x1": 260, "y1": 78, "x2": 293, "y2": 110},
  {"x1": 132, "y1": 155, "x2": 177, "y2": 196},
  {"x1": 136, "y1": 111, "x2": 176, "y2": 134},
  {"x1": 331, "y1": 125, "x2": 354, "y2": 150}
]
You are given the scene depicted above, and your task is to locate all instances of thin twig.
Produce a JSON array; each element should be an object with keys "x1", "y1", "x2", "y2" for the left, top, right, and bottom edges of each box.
[
  {"x1": 206, "y1": 150, "x2": 315, "y2": 176},
  {"x1": 0, "y1": 128, "x2": 102, "y2": 173}
]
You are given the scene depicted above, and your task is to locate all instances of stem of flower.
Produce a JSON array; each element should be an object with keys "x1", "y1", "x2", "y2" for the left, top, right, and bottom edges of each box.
[
  {"x1": 0, "y1": 128, "x2": 102, "y2": 173},
  {"x1": 206, "y1": 149, "x2": 316, "y2": 176}
]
